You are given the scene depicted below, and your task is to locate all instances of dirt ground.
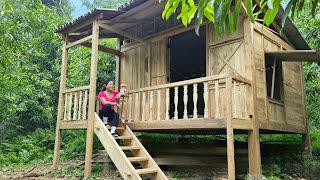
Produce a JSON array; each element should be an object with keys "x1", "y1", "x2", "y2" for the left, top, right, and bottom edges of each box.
[{"x1": 0, "y1": 158, "x2": 228, "y2": 180}]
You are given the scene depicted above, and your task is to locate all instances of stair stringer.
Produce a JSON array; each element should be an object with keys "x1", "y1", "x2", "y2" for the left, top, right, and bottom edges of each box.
[
  {"x1": 123, "y1": 126, "x2": 168, "y2": 180},
  {"x1": 94, "y1": 113, "x2": 141, "y2": 180}
]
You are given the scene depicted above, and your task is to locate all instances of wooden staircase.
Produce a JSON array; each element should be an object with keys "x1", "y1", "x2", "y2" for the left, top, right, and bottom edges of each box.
[{"x1": 94, "y1": 113, "x2": 168, "y2": 180}]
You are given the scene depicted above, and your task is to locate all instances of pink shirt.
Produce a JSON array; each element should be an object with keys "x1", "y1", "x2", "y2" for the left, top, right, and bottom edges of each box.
[{"x1": 97, "y1": 91, "x2": 120, "y2": 110}]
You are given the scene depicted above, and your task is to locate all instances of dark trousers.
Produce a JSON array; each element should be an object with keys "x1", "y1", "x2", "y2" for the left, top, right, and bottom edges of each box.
[{"x1": 99, "y1": 104, "x2": 120, "y2": 127}]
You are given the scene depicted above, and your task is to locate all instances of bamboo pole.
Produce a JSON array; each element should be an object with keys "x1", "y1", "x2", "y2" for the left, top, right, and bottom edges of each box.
[{"x1": 84, "y1": 20, "x2": 99, "y2": 179}]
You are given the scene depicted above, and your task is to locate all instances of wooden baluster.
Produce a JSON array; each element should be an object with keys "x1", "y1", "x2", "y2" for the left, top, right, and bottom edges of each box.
[
  {"x1": 134, "y1": 92, "x2": 141, "y2": 122},
  {"x1": 215, "y1": 81, "x2": 220, "y2": 118},
  {"x1": 128, "y1": 94, "x2": 132, "y2": 122},
  {"x1": 235, "y1": 82, "x2": 239, "y2": 118},
  {"x1": 204, "y1": 82, "x2": 209, "y2": 119},
  {"x1": 240, "y1": 83, "x2": 245, "y2": 119},
  {"x1": 157, "y1": 89, "x2": 161, "y2": 120},
  {"x1": 73, "y1": 92, "x2": 78, "y2": 120},
  {"x1": 63, "y1": 94, "x2": 67, "y2": 120},
  {"x1": 183, "y1": 85, "x2": 188, "y2": 119},
  {"x1": 142, "y1": 92, "x2": 146, "y2": 121},
  {"x1": 134, "y1": 93, "x2": 139, "y2": 122},
  {"x1": 232, "y1": 81, "x2": 236, "y2": 118},
  {"x1": 165, "y1": 88, "x2": 170, "y2": 120},
  {"x1": 67, "y1": 93, "x2": 73, "y2": 120},
  {"x1": 174, "y1": 86, "x2": 178, "y2": 119},
  {"x1": 193, "y1": 84, "x2": 198, "y2": 119},
  {"x1": 82, "y1": 90, "x2": 88, "y2": 120},
  {"x1": 78, "y1": 91, "x2": 83, "y2": 120},
  {"x1": 150, "y1": 90, "x2": 154, "y2": 121},
  {"x1": 238, "y1": 82, "x2": 242, "y2": 118},
  {"x1": 243, "y1": 84, "x2": 248, "y2": 119}
]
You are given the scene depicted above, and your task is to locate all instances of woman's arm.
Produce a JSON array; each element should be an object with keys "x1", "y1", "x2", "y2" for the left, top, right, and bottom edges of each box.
[{"x1": 99, "y1": 97, "x2": 117, "y2": 106}]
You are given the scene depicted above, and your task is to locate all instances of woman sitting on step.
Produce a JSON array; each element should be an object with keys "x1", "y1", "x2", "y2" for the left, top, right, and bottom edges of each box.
[{"x1": 97, "y1": 80, "x2": 123, "y2": 137}]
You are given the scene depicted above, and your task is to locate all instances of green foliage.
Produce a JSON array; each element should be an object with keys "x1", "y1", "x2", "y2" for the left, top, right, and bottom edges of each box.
[
  {"x1": 0, "y1": 0, "x2": 67, "y2": 140},
  {"x1": 0, "y1": 129, "x2": 103, "y2": 168},
  {"x1": 161, "y1": 0, "x2": 320, "y2": 35},
  {"x1": 263, "y1": 164, "x2": 283, "y2": 179},
  {"x1": 0, "y1": 0, "x2": 118, "y2": 141},
  {"x1": 0, "y1": 129, "x2": 55, "y2": 166},
  {"x1": 293, "y1": 0, "x2": 320, "y2": 129}
]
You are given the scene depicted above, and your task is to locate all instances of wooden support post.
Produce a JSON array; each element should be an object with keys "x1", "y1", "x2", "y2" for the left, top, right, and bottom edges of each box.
[
  {"x1": 248, "y1": 129, "x2": 262, "y2": 179},
  {"x1": 226, "y1": 78, "x2": 235, "y2": 180},
  {"x1": 84, "y1": 20, "x2": 99, "y2": 179},
  {"x1": 53, "y1": 36, "x2": 68, "y2": 169},
  {"x1": 115, "y1": 38, "x2": 121, "y2": 91},
  {"x1": 244, "y1": 18, "x2": 262, "y2": 179}
]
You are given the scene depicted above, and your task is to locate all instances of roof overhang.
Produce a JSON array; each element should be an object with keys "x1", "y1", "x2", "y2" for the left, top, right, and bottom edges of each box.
[
  {"x1": 274, "y1": 8, "x2": 311, "y2": 50},
  {"x1": 56, "y1": 0, "x2": 312, "y2": 52},
  {"x1": 266, "y1": 50, "x2": 320, "y2": 62}
]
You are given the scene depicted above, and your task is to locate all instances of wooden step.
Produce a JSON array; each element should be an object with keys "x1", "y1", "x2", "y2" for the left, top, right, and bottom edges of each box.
[
  {"x1": 136, "y1": 168, "x2": 158, "y2": 175},
  {"x1": 121, "y1": 146, "x2": 140, "y2": 151},
  {"x1": 127, "y1": 156, "x2": 149, "y2": 162},
  {"x1": 114, "y1": 135, "x2": 132, "y2": 140}
]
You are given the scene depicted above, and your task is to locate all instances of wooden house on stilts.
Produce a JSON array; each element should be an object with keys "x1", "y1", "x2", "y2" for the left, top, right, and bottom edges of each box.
[{"x1": 52, "y1": 0, "x2": 320, "y2": 179}]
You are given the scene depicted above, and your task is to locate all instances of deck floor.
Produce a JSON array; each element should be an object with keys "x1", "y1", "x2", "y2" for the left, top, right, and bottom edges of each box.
[{"x1": 127, "y1": 119, "x2": 227, "y2": 133}]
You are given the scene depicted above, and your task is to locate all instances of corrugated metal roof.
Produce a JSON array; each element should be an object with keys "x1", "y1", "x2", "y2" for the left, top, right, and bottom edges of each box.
[
  {"x1": 55, "y1": 0, "x2": 149, "y2": 33},
  {"x1": 56, "y1": 0, "x2": 311, "y2": 50},
  {"x1": 274, "y1": 8, "x2": 311, "y2": 50}
]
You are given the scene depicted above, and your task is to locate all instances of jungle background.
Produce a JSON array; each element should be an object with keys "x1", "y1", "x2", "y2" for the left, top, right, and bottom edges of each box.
[{"x1": 0, "y1": 0, "x2": 319, "y2": 179}]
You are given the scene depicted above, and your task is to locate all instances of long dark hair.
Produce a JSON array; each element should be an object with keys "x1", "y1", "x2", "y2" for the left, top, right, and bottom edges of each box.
[{"x1": 100, "y1": 80, "x2": 113, "y2": 91}]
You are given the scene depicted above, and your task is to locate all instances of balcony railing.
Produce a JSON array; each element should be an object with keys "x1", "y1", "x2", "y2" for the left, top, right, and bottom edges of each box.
[
  {"x1": 62, "y1": 85, "x2": 90, "y2": 121},
  {"x1": 122, "y1": 74, "x2": 251, "y2": 123}
]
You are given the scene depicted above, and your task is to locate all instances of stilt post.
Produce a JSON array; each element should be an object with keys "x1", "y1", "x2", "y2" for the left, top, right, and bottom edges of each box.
[
  {"x1": 243, "y1": 18, "x2": 262, "y2": 179},
  {"x1": 226, "y1": 77, "x2": 235, "y2": 180},
  {"x1": 53, "y1": 36, "x2": 68, "y2": 169},
  {"x1": 84, "y1": 19, "x2": 100, "y2": 179}
]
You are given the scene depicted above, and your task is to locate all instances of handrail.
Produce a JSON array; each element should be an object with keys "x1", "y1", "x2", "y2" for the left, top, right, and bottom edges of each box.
[
  {"x1": 230, "y1": 74, "x2": 251, "y2": 85},
  {"x1": 63, "y1": 85, "x2": 90, "y2": 94},
  {"x1": 128, "y1": 74, "x2": 229, "y2": 93}
]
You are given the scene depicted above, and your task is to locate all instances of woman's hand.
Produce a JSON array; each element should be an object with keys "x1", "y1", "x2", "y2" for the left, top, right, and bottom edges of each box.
[{"x1": 114, "y1": 102, "x2": 120, "y2": 107}]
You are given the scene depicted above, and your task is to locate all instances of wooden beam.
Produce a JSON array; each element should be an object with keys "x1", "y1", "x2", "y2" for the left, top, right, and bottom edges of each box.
[
  {"x1": 59, "y1": 13, "x2": 103, "y2": 34},
  {"x1": 66, "y1": 35, "x2": 92, "y2": 49},
  {"x1": 99, "y1": 22, "x2": 147, "y2": 44},
  {"x1": 60, "y1": 120, "x2": 88, "y2": 129},
  {"x1": 53, "y1": 36, "x2": 68, "y2": 169},
  {"x1": 84, "y1": 19, "x2": 99, "y2": 179},
  {"x1": 67, "y1": 36, "x2": 122, "y2": 57},
  {"x1": 265, "y1": 50, "x2": 320, "y2": 62},
  {"x1": 82, "y1": 42, "x2": 122, "y2": 57},
  {"x1": 259, "y1": 121, "x2": 307, "y2": 133},
  {"x1": 126, "y1": 119, "x2": 227, "y2": 130},
  {"x1": 232, "y1": 119, "x2": 253, "y2": 130}
]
